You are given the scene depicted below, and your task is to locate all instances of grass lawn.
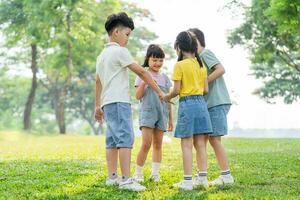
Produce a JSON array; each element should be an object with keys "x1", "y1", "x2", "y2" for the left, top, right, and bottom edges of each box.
[{"x1": 0, "y1": 131, "x2": 300, "y2": 199}]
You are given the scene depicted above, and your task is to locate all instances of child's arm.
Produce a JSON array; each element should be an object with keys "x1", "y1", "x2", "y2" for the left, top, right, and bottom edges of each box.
[
  {"x1": 135, "y1": 81, "x2": 146, "y2": 100},
  {"x1": 128, "y1": 63, "x2": 164, "y2": 100},
  {"x1": 164, "y1": 80, "x2": 181, "y2": 102},
  {"x1": 168, "y1": 103, "x2": 173, "y2": 131},
  {"x1": 94, "y1": 75, "x2": 104, "y2": 123},
  {"x1": 207, "y1": 64, "x2": 225, "y2": 83},
  {"x1": 203, "y1": 78, "x2": 209, "y2": 95}
]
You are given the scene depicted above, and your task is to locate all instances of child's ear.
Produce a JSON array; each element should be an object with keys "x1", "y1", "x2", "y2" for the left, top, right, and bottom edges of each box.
[{"x1": 112, "y1": 27, "x2": 119, "y2": 37}]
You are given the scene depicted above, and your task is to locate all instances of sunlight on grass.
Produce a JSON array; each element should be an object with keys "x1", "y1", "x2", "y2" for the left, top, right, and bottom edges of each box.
[{"x1": 0, "y1": 131, "x2": 300, "y2": 199}]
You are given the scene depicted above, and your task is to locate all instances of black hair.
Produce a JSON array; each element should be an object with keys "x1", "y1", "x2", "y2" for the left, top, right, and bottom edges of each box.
[
  {"x1": 105, "y1": 12, "x2": 134, "y2": 35},
  {"x1": 174, "y1": 31, "x2": 203, "y2": 67},
  {"x1": 188, "y1": 28, "x2": 205, "y2": 47},
  {"x1": 142, "y1": 44, "x2": 165, "y2": 67}
]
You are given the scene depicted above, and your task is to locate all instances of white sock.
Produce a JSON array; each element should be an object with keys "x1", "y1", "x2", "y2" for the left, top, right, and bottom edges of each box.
[
  {"x1": 151, "y1": 162, "x2": 160, "y2": 176},
  {"x1": 135, "y1": 164, "x2": 144, "y2": 175}
]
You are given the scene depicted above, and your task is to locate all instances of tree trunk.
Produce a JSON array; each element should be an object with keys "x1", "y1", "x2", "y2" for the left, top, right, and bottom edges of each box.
[
  {"x1": 23, "y1": 44, "x2": 38, "y2": 130},
  {"x1": 54, "y1": 89, "x2": 66, "y2": 134},
  {"x1": 53, "y1": 10, "x2": 73, "y2": 134}
]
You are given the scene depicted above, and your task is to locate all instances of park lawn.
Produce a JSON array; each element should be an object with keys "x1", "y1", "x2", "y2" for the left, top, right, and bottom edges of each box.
[{"x1": 0, "y1": 131, "x2": 299, "y2": 200}]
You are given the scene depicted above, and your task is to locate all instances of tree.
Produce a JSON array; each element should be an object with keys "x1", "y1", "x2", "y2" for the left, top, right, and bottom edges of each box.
[
  {"x1": 0, "y1": 0, "x2": 50, "y2": 130},
  {"x1": 227, "y1": 0, "x2": 300, "y2": 103},
  {"x1": 66, "y1": 1, "x2": 165, "y2": 135}
]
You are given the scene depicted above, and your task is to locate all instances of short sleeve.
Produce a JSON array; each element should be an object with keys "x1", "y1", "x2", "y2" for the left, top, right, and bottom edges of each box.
[
  {"x1": 201, "y1": 49, "x2": 220, "y2": 70},
  {"x1": 172, "y1": 62, "x2": 182, "y2": 81},
  {"x1": 118, "y1": 47, "x2": 134, "y2": 68},
  {"x1": 96, "y1": 56, "x2": 100, "y2": 75},
  {"x1": 135, "y1": 76, "x2": 142, "y2": 87}
]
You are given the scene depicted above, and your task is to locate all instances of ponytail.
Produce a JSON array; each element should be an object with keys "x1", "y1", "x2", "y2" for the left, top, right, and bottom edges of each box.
[{"x1": 195, "y1": 51, "x2": 203, "y2": 68}]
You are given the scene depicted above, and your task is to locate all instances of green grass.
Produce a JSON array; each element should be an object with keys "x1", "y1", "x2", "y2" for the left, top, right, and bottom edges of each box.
[{"x1": 0, "y1": 131, "x2": 300, "y2": 199}]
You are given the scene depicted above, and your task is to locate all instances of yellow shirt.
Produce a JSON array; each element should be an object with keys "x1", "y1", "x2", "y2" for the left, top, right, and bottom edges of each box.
[{"x1": 172, "y1": 58, "x2": 207, "y2": 97}]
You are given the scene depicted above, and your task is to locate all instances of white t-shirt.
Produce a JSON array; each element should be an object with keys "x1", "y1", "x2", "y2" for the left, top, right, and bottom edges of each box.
[{"x1": 96, "y1": 42, "x2": 134, "y2": 107}]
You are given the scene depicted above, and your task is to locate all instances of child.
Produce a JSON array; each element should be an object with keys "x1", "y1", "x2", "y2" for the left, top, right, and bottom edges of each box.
[
  {"x1": 94, "y1": 12, "x2": 165, "y2": 192},
  {"x1": 164, "y1": 31, "x2": 213, "y2": 190},
  {"x1": 132, "y1": 44, "x2": 173, "y2": 183},
  {"x1": 188, "y1": 28, "x2": 234, "y2": 185}
]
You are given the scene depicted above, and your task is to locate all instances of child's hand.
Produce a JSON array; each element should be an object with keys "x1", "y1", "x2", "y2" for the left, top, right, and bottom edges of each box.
[
  {"x1": 163, "y1": 94, "x2": 174, "y2": 104},
  {"x1": 158, "y1": 91, "x2": 165, "y2": 102},
  {"x1": 94, "y1": 107, "x2": 104, "y2": 123},
  {"x1": 168, "y1": 120, "x2": 173, "y2": 132}
]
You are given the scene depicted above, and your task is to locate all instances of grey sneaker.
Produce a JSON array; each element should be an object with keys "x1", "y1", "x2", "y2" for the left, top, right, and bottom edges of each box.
[
  {"x1": 193, "y1": 176, "x2": 208, "y2": 189},
  {"x1": 132, "y1": 173, "x2": 144, "y2": 183},
  {"x1": 149, "y1": 174, "x2": 160, "y2": 182},
  {"x1": 173, "y1": 180, "x2": 193, "y2": 190},
  {"x1": 119, "y1": 178, "x2": 146, "y2": 191},
  {"x1": 105, "y1": 177, "x2": 120, "y2": 186},
  {"x1": 210, "y1": 175, "x2": 234, "y2": 186}
]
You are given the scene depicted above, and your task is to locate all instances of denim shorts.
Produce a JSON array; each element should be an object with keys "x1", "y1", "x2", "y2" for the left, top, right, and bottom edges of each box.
[
  {"x1": 103, "y1": 102, "x2": 134, "y2": 149},
  {"x1": 208, "y1": 104, "x2": 231, "y2": 136},
  {"x1": 174, "y1": 95, "x2": 212, "y2": 138}
]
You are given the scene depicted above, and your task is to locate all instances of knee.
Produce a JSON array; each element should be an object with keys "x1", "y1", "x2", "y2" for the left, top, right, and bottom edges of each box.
[
  {"x1": 209, "y1": 137, "x2": 221, "y2": 147},
  {"x1": 194, "y1": 140, "x2": 206, "y2": 150},
  {"x1": 152, "y1": 141, "x2": 162, "y2": 151},
  {"x1": 141, "y1": 142, "x2": 151, "y2": 152}
]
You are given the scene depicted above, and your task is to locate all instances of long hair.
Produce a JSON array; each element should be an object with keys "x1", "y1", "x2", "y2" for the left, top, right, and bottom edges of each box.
[
  {"x1": 142, "y1": 44, "x2": 165, "y2": 67},
  {"x1": 174, "y1": 31, "x2": 203, "y2": 67}
]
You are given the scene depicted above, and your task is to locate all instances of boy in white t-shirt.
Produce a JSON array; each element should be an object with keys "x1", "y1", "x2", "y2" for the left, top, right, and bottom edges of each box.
[{"x1": 94, "y1": 12, "x2": 164, "y2": 192}]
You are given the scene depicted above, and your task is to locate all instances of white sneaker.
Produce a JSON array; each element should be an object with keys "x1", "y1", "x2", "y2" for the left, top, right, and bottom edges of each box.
[
  {"x1": 105, "y1": 177, "x2": 120, "y2": 186},
  {"x1": 119, "y1": 178, "x2": 146, "y2": 191},
  {"x1": 132, "y1": 173, "x2": 144, "y2": 183},
  {"x1": 173, "y1": 180, "x2": 193, "y2": 191},
  {"x1": 210, "y1": 175, "x2": 234, "y2": 186},
  {"x1": 193, "y1": 176, "x2": 208, "y2": 189},
  {"x1": 149, "y1": 174, "x2": 160, "y2": 182}
]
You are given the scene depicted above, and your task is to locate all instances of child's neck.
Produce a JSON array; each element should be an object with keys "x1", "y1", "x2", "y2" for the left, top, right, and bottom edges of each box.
[
  {"x1": 182, "y1": 52, "x2": 195, "y2": 59},
  {"x1": 148, "y1": 68, "x2": 159, "y2": 75},
  {"x1": 108, "y1": 37, "x2": 120, "y2": 45}
]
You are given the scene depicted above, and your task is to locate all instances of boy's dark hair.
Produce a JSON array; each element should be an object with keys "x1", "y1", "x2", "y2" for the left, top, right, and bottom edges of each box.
[
  {"x1": 174, "y1": 31, "x2": 203, "y2": 67},
  {"x1": 105, "y1": 12, "x2": 134, "y2": 35},
  {"x1": 188, "y1": 28, "x2": 205, "y2": 47},
  {"x1": 142, "y1": 44, "x2": 165, "y2": 67}
]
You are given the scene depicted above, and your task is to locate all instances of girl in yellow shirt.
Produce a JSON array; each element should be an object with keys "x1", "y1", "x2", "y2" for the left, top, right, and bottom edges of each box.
[{"x1": 164, "y1": 31, "x2": 213, "y2": 190}]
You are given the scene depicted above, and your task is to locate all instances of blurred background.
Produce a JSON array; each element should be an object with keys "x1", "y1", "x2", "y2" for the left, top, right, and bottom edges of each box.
[{"x1": 0, "y1": 0, "x2": 299, "y2": 137}]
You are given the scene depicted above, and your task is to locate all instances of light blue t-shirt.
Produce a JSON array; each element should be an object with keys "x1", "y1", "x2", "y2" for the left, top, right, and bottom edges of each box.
[{"x1": 200, "y1": 49, "x2": 231, "y2": 108}]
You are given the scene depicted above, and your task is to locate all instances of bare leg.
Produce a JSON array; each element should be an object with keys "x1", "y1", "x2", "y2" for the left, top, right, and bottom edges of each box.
[
  {"x1": 152, "y1": 128, "x2": 164, "y2": 163},
  {"x1": 193, "y1": 135, "x2": 208, "y2": 171},
  {"x1": 181, "y1": 137, "x2": 193, "y2": 175},
  {"x1": 136, "y1": 127, "x2": 154, "y2": 166},
  {"x1": 209, "y1": 136, "x2": 229, "y2": 171},
  {"x1": 106, "y1": 148, "x2": 118, "y2": 176},
  {"x1": 119, "y1": 148, "x2": 131, "y2": 177}
]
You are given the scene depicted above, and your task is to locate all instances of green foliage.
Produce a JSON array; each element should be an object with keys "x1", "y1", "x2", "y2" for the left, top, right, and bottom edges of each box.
[
  {"x1": 0, "y1": 0, "x2": 174, "y2": 133},
  {"x1": 1, "y1": 132, "x2": 300, "y2": 199},
  {"x1": 227, "y1": 0, "x2": 300, "y2": 103}
]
